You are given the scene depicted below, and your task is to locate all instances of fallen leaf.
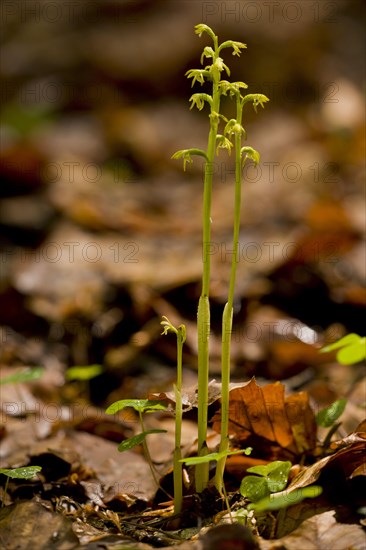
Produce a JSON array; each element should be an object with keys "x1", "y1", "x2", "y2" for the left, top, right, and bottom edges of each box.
[
  {"x1": 0, "y1": 501, "x2": 78, "y2": 550},
  {"x1": 212, "y1": 378, "x2": 317, "y2": 461},
  {"x1": 287, "y1": 427, "x2": 366, "y2": 491},
  {"x1": 264, "y1": 510, "x2": 366, "y2": 550}
]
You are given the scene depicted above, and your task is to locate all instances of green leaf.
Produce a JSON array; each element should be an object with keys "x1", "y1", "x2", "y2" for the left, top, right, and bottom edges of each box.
[
  {"x1": 247, "y1": 461, "x2": 291, "y2": 482},
  {"x1": 316, "y1": 398, "x2": 347, "y2": 427},
  {"x1": 106, "y1": 399, "x2": 167, "y2": 415},
  {"x1": 0, "y1": 466, "x2": 42, "y2": 479},
  {"x1": 181, "y1": 447, "x2": 252, "y2": 466},
  {"x1": 118, "y1": 429, "x2": 167, "y2": 452},
  {"x1": 321, "y1": 333, "x2": 360, "y2": 352},
  {"x1": 0, "y1": 367, "x2": 44, "y2": 385},
  {"x1": 66, "y1": 364, "x2": 103, "y2": 381},
  {"x1": 321, "y1": 334, "x2": 365, "y2": 365},
  {"x1": 240, "y1": 475, "x2": 270, "y2": 502},
  {"x1": 336, "y1": 341, "x2": 365, "y2": 364},
  {"x1": 248, "y1": 485, "x2": 322, "y2": 513},
  {"x1": 266, "y1": 461, "x2": 292, "y2": 492}
]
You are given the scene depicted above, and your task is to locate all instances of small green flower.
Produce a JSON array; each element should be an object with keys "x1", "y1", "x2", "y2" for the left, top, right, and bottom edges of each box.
[
  {"x1": 241, "y1": 146, "x2": 260, "y2": 166},
  {"x1": 242, "y1": 93, "x2": 270, "y2": 112},
  {"x1": 224, "y1": 119, "x2": 246, "y2": 138},
  {"x1": 216, "y1": 134, "x2": 233, "y2": 155},
  {"x1": 194, "y1": 24, "x2": 216, "y2": 41},
  {"x1": 185, "y1": 69, "x2": 209, "y2": 87},
  {"x1": 219, "y1": 40, "x2": 247, "y2": 56},
  {"x1": 200, "y1": 46, "x2": 215, "y2": 64},
  {"x1": 220, "y1": 80, "x2": 248, "y2": 97},
  {"x1": 171, "y1": 148, "x2": 208, "y2": 171},
  {"x1": 189, "y1": 93, "x2": 213, "y2": 111}
]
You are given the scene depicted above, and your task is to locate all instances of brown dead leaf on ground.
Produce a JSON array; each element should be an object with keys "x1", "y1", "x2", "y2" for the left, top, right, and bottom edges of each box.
[
  {"x1": 212, "y1": 378, "x2": 317, "y2": 463},
  {"x1": 287, "y1": 422, "x2": 366, "y2": 492},
  {"x1": 260, "y1": 509, "x2": 366, "y2": 550}
]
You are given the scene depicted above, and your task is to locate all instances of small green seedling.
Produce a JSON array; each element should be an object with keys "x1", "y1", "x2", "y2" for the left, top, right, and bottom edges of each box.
[
  {"x1": 240, "y1": 461, "x2": 292, "y2": 503},
  {"x1": 0, "y1": 367, "x2": 44, "y2": 385},
  {"x1": 319, "y1": 333, "x2": 364, "y2": 448},
  {"x1": 161, "y1": 316, "x2": 186, "y2": 514},
  {"x1": 240, "y1": 460, "x2": 322, "y2": 514},
  {"x1": 316, "y1": 398, "x2": 347, "y2": 450},
  {"x1": 321, "y1": 333, "x2": 366, "y2": 365},
  {"x1": 105, "y1": 399, "x2": 167, "y2": 491},
  {"x1": 0, "y1": 466, "x2": 42, "y2": 507},
  {"x1": 316, "y1": 398, "x2": 347, "y2": 428},
  {"x1": 65, "y1": 364, "x2": 103, "y2": 381}
]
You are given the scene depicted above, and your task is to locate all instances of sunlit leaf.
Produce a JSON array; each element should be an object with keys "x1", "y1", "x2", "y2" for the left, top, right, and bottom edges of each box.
[
  {"x1": 0, "y1": 466, "x2": 42, "y2": 479},
  {"x1": 321, "y1": 334, "x2": 365, "y2": 364},
  {"x1": 106, "y1": 399, "x2": 167, "y2": 415},
  {"x1": 248, "y1": 485, "x2": 322, "y2": 512},
  {"x1": 0, "y1": 367, "x2": 44, "y2": 385},
  {"x1": 181, "y1": 448, "x2": 252, "y2": 466},
  {"x1": 66, "y1": 364, "x2": 103, "y2": 381}
]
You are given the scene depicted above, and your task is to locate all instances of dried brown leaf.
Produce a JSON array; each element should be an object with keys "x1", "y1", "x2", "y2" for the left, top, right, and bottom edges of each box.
[
  {"x1": 265, "y1": 510, "x2": 366, "y2": 550},
  {"x1": 212, "y1": 378, "x2": 316, "y2": 460}
]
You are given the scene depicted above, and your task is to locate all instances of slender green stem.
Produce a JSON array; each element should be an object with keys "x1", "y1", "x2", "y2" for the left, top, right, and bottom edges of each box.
[
  {"x1": 215, "y1": 96, "x2": 243, "y2": 493},
  {"x1": 173, "y1": 325, "x2": 185, "y2": 514},
  {"x1": 196, "y1": 39, "x2": 222, "y2": 493}
]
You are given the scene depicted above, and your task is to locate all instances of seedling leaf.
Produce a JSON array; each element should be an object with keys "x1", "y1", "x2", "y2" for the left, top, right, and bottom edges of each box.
[
  {"x1": 0, "y1": 466, "x2": 42, "y2": 479},
  {"x1": 66, "y1": 364, "x2": 103, "y2": 381},
  {"x1": 321, "y1": 333, "x2": 360, "y2": 352},
  {"x1": 181, "y1": 447, "x2": 252, "y2": 466},
  {"x1": 316, "y1": 398, "x2": 347, "y2": 427},
  {"x1": 321, "y1": 334, "x2": 366, "y2": 365},
  {"x1": 248, "y1": 485, "x2": 323, "y2": 513},
  {"x1": 0, "y1": 367, "x2": 44, "y2": 385},
  {"x1": 118, "y1": 430, "x2": 167, "y2": 452},
  {"x1": 106, "y1": 399, "x2": 167, "y2": 415},
  {"x1": 240, "y1": 475, "x2": 269, "y2": 502}
]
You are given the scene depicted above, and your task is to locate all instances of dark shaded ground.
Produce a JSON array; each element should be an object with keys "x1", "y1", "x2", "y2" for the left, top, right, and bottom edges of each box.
[{"x1": 0, "y1": 1, "x2": 365, "y2": 548}]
